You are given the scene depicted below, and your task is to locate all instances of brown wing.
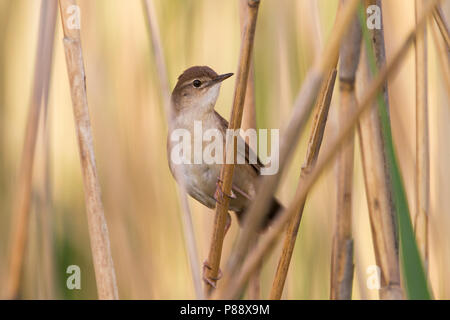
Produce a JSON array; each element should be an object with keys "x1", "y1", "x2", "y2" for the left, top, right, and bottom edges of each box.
[{"x1": 214, "y1": 110, "x2": 263, "y2": 175}]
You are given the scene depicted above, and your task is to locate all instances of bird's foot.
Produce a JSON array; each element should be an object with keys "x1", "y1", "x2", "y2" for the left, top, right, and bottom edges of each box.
[
  {"x1": 202, "y1": 260, "x2": 223, "y2": 288},
  {"x1": 214, "y1": 179, "x2": 236, "y2": 204}
]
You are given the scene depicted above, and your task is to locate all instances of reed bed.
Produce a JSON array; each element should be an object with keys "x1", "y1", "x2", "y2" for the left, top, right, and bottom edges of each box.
[
  {"x1": 215, "y1": 0, "x2": 441, "y2": 300},
  {"x1": 0, "y1": 0, "x2": 449, "y2": 300}
]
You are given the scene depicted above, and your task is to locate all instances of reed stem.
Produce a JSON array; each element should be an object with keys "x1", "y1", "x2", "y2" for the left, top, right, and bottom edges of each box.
[
  {"x1": 430, "y1": 12, "x2": 450, "y2": 96},
  {"x1": 204, "y1": 0, "x2": 261, "y2": 295},
  {"x1": 5, "y1": 0, "x2": 57, "y2": 299},
  {"x1": 433, "y1": 6, "x2": 450, "y2": 51},
  {"x1": 59, "y1": 0, "x2": 118, "y2": 299},
  {"x1": 329, "y1": 3, "x2": 362, "y2": 299},
  {"x1": 239, "y1": 0, "x2": 260, "y2": 300},
  {"x1": 270, "y1": 69, "x2": 337, "y2": 299},
  {"x1": 356, "y1": 0, "x2": 403, "y2": 300},
  {"x1": 142, "y1": 0, "x2": 204, "y2": 299},
  {"x1": 414, "y1": 0, "x2": 430, "y2": 276}
]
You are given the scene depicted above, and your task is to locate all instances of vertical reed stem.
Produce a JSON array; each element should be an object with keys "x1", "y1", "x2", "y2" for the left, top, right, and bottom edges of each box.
[
  {"x1": 240, "y1": 0, "x2": 257, "y2": 133},
  {"x1": 414, "y1": 0, "x2": 430, "y2": 276},
  {"x1": 142, "y1": 0, "x2": 204, "y2": 299},
  {"x1": 5, "y1": 0, "x2": 57, "y2": 299},
  {"x1": 329, "y1": 3, "x2": 361, "y2": 299},
  {"x1": 357, "y1": 0, "x2": 403, "y2": 300},
  {"x1": 204, "y1": 0, "x2": 260, "y2": 295},
  {"x1": 239, "y1": 0, "x2": 260, "y2": 300},
  {"x1": 59, "y1": 0, "x2": 118, "y2": 299}
]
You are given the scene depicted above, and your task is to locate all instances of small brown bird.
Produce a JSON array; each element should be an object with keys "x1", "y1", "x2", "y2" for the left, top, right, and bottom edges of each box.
[{"x1": 167, "y1": 66, "x2": 281, "y2": 231}]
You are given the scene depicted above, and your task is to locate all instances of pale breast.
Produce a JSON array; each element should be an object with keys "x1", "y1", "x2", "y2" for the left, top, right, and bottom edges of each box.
[{"x1": 167, "y1": 109, "x2": 257, "y2": 213}]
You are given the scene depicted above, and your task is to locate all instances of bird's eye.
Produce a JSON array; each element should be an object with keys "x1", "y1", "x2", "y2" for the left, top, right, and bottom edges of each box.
[{"x1": 193, "y1": 80, "x2": 201, "y2": 88}]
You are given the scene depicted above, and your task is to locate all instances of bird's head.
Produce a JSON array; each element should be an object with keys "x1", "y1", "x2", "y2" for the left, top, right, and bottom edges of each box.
[{"x1": 171, "y1": 66, "x2": 233, "y2": 113}]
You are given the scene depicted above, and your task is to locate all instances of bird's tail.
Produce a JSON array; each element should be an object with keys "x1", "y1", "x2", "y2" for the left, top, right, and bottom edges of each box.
[
  {"x1": 238, "y1": 197, "x2": 283, "y2": 231},
  {"x1": 262, "y1": 197, "x2": 283, "y2": 230}
]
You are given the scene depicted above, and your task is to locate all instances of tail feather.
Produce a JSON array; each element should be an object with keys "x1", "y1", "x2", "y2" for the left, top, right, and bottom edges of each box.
[
  {"x1": 238, "y1": 197, "x2": 283, "y2": 231},
  {"x1": 262, "y1": 197, "x2": 283, "y2": 230}
]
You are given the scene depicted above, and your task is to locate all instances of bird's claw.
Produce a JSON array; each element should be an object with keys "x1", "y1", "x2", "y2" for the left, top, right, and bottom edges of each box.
[
  {"x1": 214, "y1": 179, "x2": 236, "y2": 204},
  {"x1": 203, "y1": 260, "x2": 223, "y2": 288}
]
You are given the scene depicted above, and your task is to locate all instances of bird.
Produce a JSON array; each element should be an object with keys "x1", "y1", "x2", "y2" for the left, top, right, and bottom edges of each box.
[
  {"x1": 167, "y1": 65, "x2": 282, "y2": 287},
  {"x1": 167, "y1": 66, "x2": 281, "y2": 232}
]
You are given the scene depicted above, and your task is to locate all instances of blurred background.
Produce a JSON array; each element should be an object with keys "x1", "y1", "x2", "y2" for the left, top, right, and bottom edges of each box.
[{"x1": 0, "y1": 0, "x2": 449, "y2": 299}]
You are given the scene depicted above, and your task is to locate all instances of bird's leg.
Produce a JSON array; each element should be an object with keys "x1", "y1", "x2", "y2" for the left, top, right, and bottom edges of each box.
[
  {"x1": 214, "y1": 178, "x2": 236, "y2": 205},
  {"x1": 202, "y1": 212, "x2": 231, "y2": 288}
]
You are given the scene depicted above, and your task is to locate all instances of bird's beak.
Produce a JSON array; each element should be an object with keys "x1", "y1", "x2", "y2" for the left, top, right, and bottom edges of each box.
[{"x1": 206, "y1": 73, "x2": 234, "y2": 87}]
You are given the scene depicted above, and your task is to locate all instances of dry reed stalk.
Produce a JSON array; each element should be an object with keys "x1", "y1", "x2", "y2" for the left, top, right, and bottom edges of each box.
[
  {"x1": 330, "y1": 5, "x2": 361, "y2": 300},
  {"x1": 357, "y1": 53, "x2": 403, "y2": 301},
  {"x1": 214, "y1": 0, "x2": 361, "y2": 299},
  {"x1": 270, "y1": 69, "x2": 337, "y2": 300},
  {"x1": 5, "y1": 0, "x2": 57, "y2": 299},
  {"x1": 239, "y1": 0, "x2": 259, "y2": 300},
  {"x1": 240, "y1": 0, "x2": 257, "y2": 133},
  {"x1": 37, "y1": 21, "x2": 56, "y2": 300},
  {"x1": 414, "y1": 0, "x2": 430, "y2": 276},
  {"x1": 142, "y1": 0, "x2": 204, "y2": 299},
  {"x1": 214, "y1": 0, "x2": 441, "y2": 299},
  {"x1": 204, "y1": 0, "x2": 260, "y2": 295},
  {"x1": 433, "y1": 6, "x2": 450, "y2": 51},
  {"x1": 59, "y1": 0, "x2": 118, "y2": 299},
  {"x1": 142, "y1": 0, "x2": 171, "y2": 115},
  {"x1": 431, "y1": 15, "x2": 450, "y2": 95},
  {"x1": 38, "y1": 7, "x2": 57, "y2": 296},
  {"x1": 329, "y1": 6, "x2": 362, "y2": 299},
  {"x1": 357, "y1": 0, "x2": 403, "y2": 300}
]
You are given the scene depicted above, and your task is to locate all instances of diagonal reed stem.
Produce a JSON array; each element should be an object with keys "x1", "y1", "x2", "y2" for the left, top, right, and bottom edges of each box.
[
  {"x1": 270, "y1": 69, "x2": 337, "y2": 300},
  {"x1": 214, "y1": 0, "x2": 440, "y2": 299},
  {"x1": 142, "y1": 0, "x2": 204, "y2": 299},
  {"x1": 5, "y1": 0, "x2": 57, "y2": 300},
  {"x1": 433, "y1": 5, "x2": 450, "y2": 51},
  {"x1": 431, "y1": 11, "x2": 450, "y2": 96},
  {"x1": 204, "y1": 0, "x2": 261, "y2": 295},
  {"x1": 59, "y1": 0, "x2": 118, "y2": 299}
]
